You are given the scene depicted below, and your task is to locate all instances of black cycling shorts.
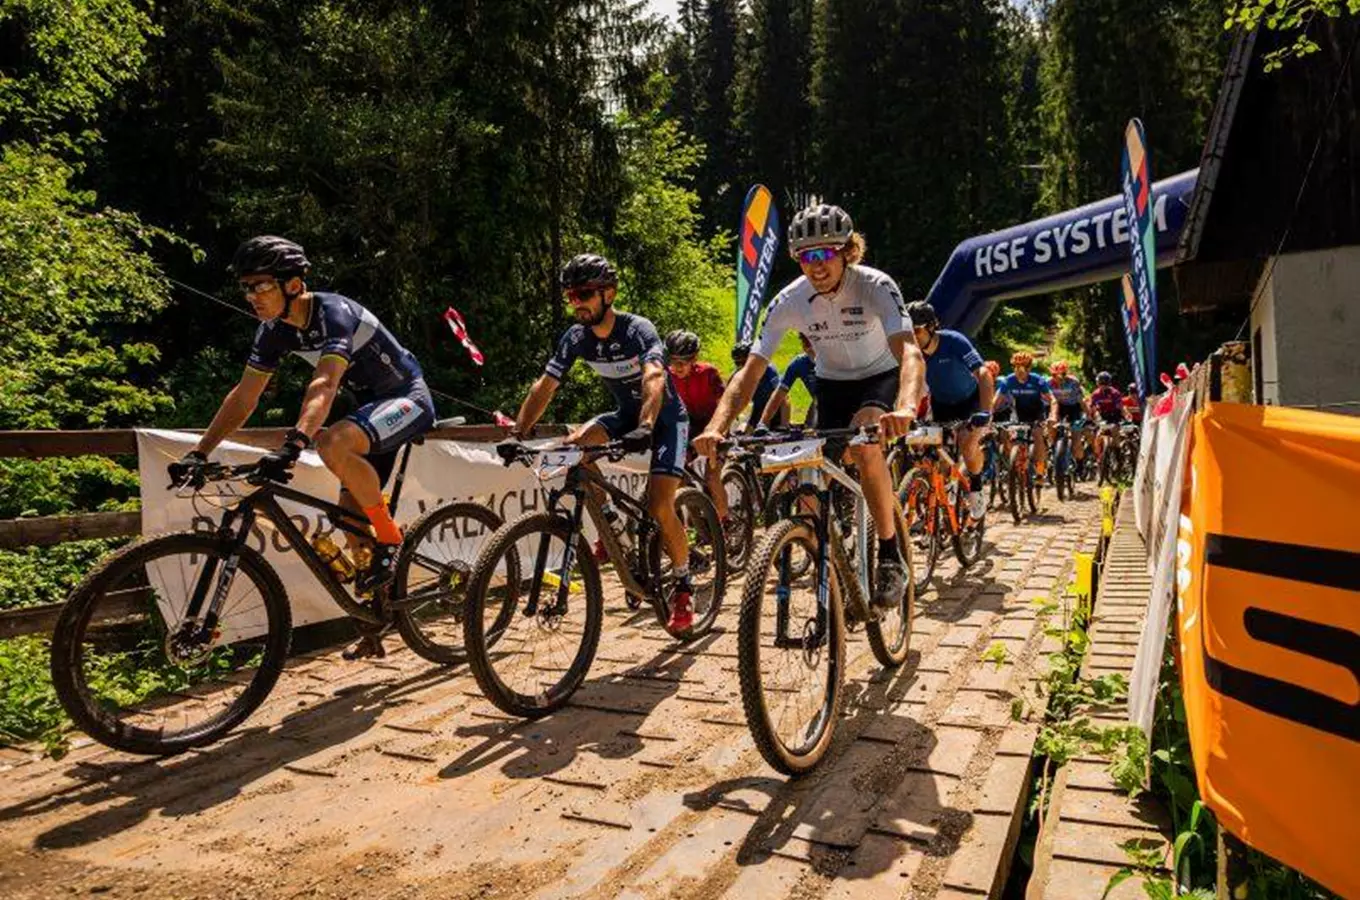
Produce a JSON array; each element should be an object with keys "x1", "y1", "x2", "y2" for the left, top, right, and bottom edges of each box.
[
  {"x1": 343, "y1": 378, "x2": 436, "y2": 490},
  {"x1": 816, "y1": 368, "x2": 899, "y2": 430},
  {"x1": 1057, "y1": 402, "x2": 1084, "y2": 424},
  {"x1": 931, "y1": 391, "x2": 982, "y2": 425}
]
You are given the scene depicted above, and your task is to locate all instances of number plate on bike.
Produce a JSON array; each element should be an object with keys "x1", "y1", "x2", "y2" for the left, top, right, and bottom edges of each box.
[
  {"x1": 904, "y1": 425, "x2": 944, "y2": 447},
  {"x1": 536, "y1": 447, "x2": 582, "y2": 477},
  {"x1": 759, "y1": 439, "x2": 825, "y2": 473}
]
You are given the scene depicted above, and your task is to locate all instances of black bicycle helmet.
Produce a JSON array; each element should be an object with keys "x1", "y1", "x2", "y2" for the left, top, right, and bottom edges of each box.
[
  {"x1": 560, "y1": 253, "x2": 618, "y2": 291},
  {"x1": 231, "y1": 236, "x2": 311, "y2": 278},
  {"x1": 787, "y1": 204, "x2": 854, "y2": 254},
  {"x1": 1096, "y1": 371, "x2": 1113, "y2": 386},
  {"x1": 665, "y1": 329, "x2": 700, "y2": 359},
  {"x1": 905, "y1": 300, "x2": 939, "y2": 331},
  {"x1": 731, "y1": 341, "x2": 753, "y2": 365}
]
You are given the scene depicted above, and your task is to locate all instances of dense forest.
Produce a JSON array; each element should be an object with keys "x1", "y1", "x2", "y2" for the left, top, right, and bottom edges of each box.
[{"x1": 0, "y1": 0, "x2": 1243, "y2": 642}]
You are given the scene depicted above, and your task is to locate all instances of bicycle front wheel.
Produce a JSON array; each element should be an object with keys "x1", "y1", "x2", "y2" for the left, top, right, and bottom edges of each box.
[
  {"x1": 50, "y1": 532, "x2": 292, "y2": 755},
  {"x1": 737, "y1": 519, "x2": 845, "y2": 777},
  {"x1": 865, "y1": 500, "x2": 914, "y2": 668},
  {"x1": 394, "y1": 501, "x2": 506, "y2": 665},
  {"x1": 899, "y1": 469, "x2": 938, "y2": 594},
  {"x1": 463, "y1": 512, "x2": 603, "y2": 718}
]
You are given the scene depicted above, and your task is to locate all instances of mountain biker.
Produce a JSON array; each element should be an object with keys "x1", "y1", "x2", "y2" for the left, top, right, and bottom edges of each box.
[
  {"x1": 1089, "y1": 371, "x2": 1125, "y2": 461},
  {"x1": 1123, "y1": 382, "x2": 1144, "y2": 424},
  {"x1": 1049, "y1": 361, "x2": 1092, "y2": 467},
  {"x1": 994, "y1": 351, "x2": 1052, "y2": 481},
  {"x1": 730, "y1": 342, "x2": 785, "y2": 429},
  {"x1": 694, "y1": 203, "x2": 927, "y2": 610},
  {"x1": 906, "y1": 300, "x2": 993, "y2": 521},
  {"x1": 167, "y1": 236, "x2": 434, "y2": 595},
  {"x1": 666, "y1": 329, "x2": 729, "y2": 522},
  {"x1": 760, "y1": 333, "x2": 818, "y2": 427},
  {"x1": 500, "y1": 254, "x2": 697, "y2": 633}
]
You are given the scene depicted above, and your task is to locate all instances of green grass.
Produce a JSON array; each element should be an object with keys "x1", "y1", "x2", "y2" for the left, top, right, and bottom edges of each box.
[{"x1": 697, "y1": 287, "x2": 812, "y2": 421}]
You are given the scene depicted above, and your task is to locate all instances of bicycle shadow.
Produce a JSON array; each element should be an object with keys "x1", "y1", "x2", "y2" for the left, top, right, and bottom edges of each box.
[
  {"x1": 435, "y1": 628, "x2": 725, "y2": 782},
  {"x1": 683, "y1": 649, "x2": 972, "y2": 880},
  {"x1": 2, "y1": 663, "x2": 451, "y2": 851}
]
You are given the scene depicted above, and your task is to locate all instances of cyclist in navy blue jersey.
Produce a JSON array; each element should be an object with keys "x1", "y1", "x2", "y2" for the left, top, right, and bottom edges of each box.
[
  {"x1": 502, "y1": 254, "x2": 697, "y2": 633},
  {"x1": 166, "y1": 236, "x2": 433, "y2": 595},
  {"x1": 994, "y1": 351, "x2": 1054, "y2": 481},
  {"x1": 907, "y1": 301, "x2": 994, "y2": 520},
  {"x1": 760, "y1": 333, "x2": 818, "y2": 427}
]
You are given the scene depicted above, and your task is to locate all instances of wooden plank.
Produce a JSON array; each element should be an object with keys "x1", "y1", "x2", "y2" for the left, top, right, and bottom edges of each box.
[
  {"x1": 0, "y1": 589, "x2": 150, "y2": 639},
  {"x1": 0, "y1": 424, "x2": 572, "y2": 460},
  {"x1": 0, "y1": 510, "x2": 140, "y2": 549}
]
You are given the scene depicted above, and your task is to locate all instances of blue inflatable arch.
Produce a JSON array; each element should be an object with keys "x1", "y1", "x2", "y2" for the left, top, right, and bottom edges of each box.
[{"x1": 925, "y1": 169, "x2": 1199, "y2": 335}]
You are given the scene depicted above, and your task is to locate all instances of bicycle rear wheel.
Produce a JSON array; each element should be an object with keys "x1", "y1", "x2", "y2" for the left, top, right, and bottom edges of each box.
[
  {"x1": 394, "y1": 501, "x2": 507, "y2": 665},
  {"x1": 737, "y1": 519, "x2": 844, "y2": 777},
  {"x1": 463, "y1": 512, "x2": 603, "y2": 718},
  {"x1": 650, "y1": 486, "x2": 728, "y2": 640},
  {"x1": 50, "y1": 532, "x2": 292, "y2": 755}
]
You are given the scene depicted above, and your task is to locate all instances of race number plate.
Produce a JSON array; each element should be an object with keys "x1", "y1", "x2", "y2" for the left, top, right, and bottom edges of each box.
[
  {"x1": 903, "y1": 425, "x2": 944, "y2": 448},
  {"x1": 760, "y1": 439, "x2": 825, "y2": 474},
  {"x1": 536, "y1": 447, "x2": 583, "y2": 478}
]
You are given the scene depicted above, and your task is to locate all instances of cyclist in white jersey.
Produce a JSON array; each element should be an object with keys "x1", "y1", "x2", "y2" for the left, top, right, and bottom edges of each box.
[{"x1": 694, "y1": 204, "x2": 926, "y2": 609}]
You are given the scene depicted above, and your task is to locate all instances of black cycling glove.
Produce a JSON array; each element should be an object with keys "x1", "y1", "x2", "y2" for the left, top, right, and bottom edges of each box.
[
  {"x1": 969, "y1": 411, "x2": 993, "y2": 428},
  {"x1": 167, "y1": 450, "x2": 208, "y2": 488},
  {"x1": 620, "y1": 426, "x2": 653, "y2": 453},
  {"x1": 256, "y1": 429, "x2": 309, "y2": 483},
  {"x1": 496, "y1": 438, "x2": 524, "y2": 465}
]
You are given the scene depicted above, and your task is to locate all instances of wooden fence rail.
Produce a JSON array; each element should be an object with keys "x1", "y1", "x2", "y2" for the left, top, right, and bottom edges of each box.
[{"x1": 0, "y1": 424, "x2": 569, "y2": 640}]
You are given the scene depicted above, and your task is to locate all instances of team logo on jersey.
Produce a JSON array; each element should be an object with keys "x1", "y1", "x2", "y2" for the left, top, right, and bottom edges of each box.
[
  {"x1": 807, "y1": 322, "x2": 829, "y2": 333},
  {"x1": 844, "y1": 307, "x2": 863, "y2": 315}
]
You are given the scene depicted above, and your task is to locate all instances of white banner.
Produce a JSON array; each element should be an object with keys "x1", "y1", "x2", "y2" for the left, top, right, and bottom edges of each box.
[
  {"x1": 1127, "y1": 389, "x2": 1195, "y2": 734},
  {"x1": 1133, "y1": 403, "x2": 1157, "y2": 545},
  {"x1": 136, "y1": 429, "x2": 649, "y2": 640}
]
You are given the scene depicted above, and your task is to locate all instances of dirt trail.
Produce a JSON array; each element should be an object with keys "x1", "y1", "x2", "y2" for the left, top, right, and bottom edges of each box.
[{"x1": 0, "y1": 496, "x2": 1101, "y2": 900}]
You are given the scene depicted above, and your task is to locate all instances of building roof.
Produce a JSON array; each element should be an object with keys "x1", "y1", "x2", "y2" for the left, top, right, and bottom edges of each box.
[{"x1": 1175, "y1": 18, "x2": 1360, "y2": 312}]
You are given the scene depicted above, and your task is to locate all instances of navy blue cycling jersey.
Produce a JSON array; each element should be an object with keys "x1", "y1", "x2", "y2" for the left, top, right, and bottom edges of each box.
[
  {"x1": 997, "y1": 373, "x2": 1052, "y2": 416},
  {"x1": 544, "y1": 312, "x2": 683, "y2": 417},
  {"x1": 780, "y1": 354, "x2": 817, "y2": 396},
  {"x1": 750, "y1": 362, "x2": 780, "y2": 424},
  {"x1": 924, "y1": 330, "x2": 984, "y2": 406},
  {"x1": 246, "y1": 292, "x2": 422, "y2": 399}
]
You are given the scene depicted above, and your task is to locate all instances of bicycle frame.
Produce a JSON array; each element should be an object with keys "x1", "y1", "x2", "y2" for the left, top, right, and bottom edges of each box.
[
  {"x1": 770, "y1": 449, "x2": 876, "y2": 651},
  {"x1": 182, "y1": 443, "x2": 422, "y2": 636},
  {"x1": 537, "y1": 459, "x2": 659, "y2": 604}
]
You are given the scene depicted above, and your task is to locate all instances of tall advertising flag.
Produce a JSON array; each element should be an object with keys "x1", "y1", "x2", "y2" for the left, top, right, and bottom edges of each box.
[
  {"x1": 1119, "y1": 274, "x2": 1147, "y2": 399},
  {"x1": 1121, "y1": 118, "x2": 1157, "y2": 399},
  {"x1": 736, "y1": 185, "x2": 780, "y2": 344}
]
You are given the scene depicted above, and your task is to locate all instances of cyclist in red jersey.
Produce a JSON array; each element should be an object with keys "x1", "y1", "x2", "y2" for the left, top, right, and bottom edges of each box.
[
  {"x1": 666, "y1": 330, "x2": 729, "y2": 521},
  {"x1": 1122, "y1": 383, "x2": 1143, "y2": 424}
]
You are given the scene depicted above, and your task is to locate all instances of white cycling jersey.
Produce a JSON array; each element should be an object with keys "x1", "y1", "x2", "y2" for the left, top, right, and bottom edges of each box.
[{"x1": 754, "y1": 264, "x2": 912, "y2": 382}]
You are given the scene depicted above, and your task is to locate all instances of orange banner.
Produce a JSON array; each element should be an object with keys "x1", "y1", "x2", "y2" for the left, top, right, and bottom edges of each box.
[{"x1": 1178, "y1": 403, "x2": 1360, "y2": 898}]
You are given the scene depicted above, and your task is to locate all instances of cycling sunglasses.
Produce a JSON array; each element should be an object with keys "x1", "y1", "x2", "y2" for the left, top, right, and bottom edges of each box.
[
  {"x1": 565, "y1": 287, "x2": 603, "y2": 303},
  {"x1": 797, "y1": 247, "x2": 840, "y2": 265}
]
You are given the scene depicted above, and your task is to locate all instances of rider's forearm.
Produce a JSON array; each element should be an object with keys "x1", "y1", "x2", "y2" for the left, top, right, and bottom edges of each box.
[
  {"x1": 197, "y1": 387, "x2": 257, "y2": 455},
  {"x1": 759, "y1": 387, "x2": 789, "y2": 426},
  {"x1": 294, "y1": 373, "x2": 342, "y2": 439},
  {"x1": 895, "y1": 343, "x2": 926, "y2": 414},
  {"x1": 637, "y1": 366, "x2": 664, "y2": 427},
  {"x1": 707, "y1": 362, "x2": 764, "y2": 435},
  {"x1": 515, "y1": 377, "x2": 556, "y2": 436},
  {"x1": 977, "y1": 369, "x2": 995, "y2": 412}
]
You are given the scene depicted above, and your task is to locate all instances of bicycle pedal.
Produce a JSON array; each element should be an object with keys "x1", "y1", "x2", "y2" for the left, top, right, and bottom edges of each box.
[{"x1": 342, "y1": 633, "x2": 387, "y2": 661}]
